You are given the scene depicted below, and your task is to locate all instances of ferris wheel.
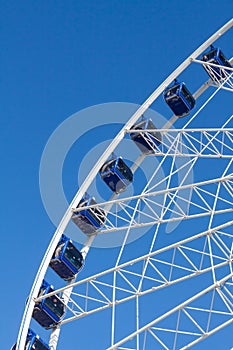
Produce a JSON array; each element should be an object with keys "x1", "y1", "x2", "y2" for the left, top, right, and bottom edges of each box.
[{"x1": 14, "y1": 19, "x2": 233, "y2": 350}]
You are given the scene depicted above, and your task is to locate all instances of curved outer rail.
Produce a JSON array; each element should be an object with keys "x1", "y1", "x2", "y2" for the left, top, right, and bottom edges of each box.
[{"x1": 16, "y1": 18, "x2": 233, "y2": 350}]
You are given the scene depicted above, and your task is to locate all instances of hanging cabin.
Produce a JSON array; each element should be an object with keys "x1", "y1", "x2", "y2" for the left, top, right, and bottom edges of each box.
[
  {"x1": 130, "y1": 118, "x2": 162, "y2": 154},
  {"x1": 11, "y1": 329, "x2": 50, "y2": 350},
  {"x1": 99, "y1": 157, "x2": 133, "y2": 194},
  {"x1": 32, "y1": 280, "x2": 65, "y2": 329},
  {"x1": 163, "y1": 82, "x2": 195, "y2": 117},
  {"x1": 72, "y1": 196, "x2": 106, "y2": 234},
  {"x1": 201, "y1": 47, "x2": 232, "y2": 82},
  {"x1": 50, "y1": 234, "x2": 84, "y2": 280}
]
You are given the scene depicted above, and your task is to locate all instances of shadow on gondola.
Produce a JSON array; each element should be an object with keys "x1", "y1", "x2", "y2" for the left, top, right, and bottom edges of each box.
[
  {"x1": 164, "y1": 81, "x2": 195, "y2": 117},
  {"x1": 201, "y1": 46, "x2": 232, "y2": 82},
  {"x1": 11, "y1": 329, "x2": 50, "y2": 350},
  {"x1": 130, "y1": 117, "x2": 162, "y2": 154},
  {"x1": 32, "y1": 280, "x2": 65, "y2": 329},
  {"x1": 99, "y1": 156, "x2": 133, "y2": 194},
  {"x1": 72, "y1": 195, "x2": 106, "y2": 234},
  {"x1": 50, "y1": 234, "x2": 84, "y2": 280}
]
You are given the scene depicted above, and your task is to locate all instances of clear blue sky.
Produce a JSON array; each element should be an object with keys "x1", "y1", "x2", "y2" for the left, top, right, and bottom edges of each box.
[{"x1": 1, "y1": 1, "x2": 233, "y2": 349}]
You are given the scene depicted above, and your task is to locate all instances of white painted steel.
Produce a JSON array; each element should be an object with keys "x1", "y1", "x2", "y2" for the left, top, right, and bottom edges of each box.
[
  {"x1": 35, "y1": 220, "x2": 233, "y2": 309},
  {"x1": 16, "y1": 19, "x2": 233, "y2": 350},
  {"x1": 106, "y1": 274, "x2": 233, "y2": 350}
]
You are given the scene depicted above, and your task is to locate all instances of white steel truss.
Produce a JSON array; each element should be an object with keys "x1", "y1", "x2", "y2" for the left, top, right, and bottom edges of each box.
[
  {"x1": 193, "y1": 58, "x2": 233, "y2": 91},
  {"x1": 107, "y1": 273, "x2": 233, "y2": 350},
  {"x1": 35, "y1": 221, "x2": 233, "y2": 326},
  {"x1": 15, "y1": 19, "x2": 233, "y2": 350},
  {"x1": 71, "y1": 174, "x2": 233, "y2": 235},
  {"x1": 127, "y1": 128, "x2": 233, "y2": 158}
]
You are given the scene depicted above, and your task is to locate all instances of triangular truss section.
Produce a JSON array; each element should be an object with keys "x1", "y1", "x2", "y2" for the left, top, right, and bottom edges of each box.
[
  {"x1": 92, "y1": 175, "x2": 233, "y2": 234},
  {"x1": 108, "y1": 274, "x2": 233, "y2": 350},
  {"x1": 35, "y1": 221, "x2": 233, "y2": 325}
]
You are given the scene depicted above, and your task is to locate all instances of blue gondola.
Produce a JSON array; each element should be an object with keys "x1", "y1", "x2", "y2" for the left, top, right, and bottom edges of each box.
[
  {"x1": 11, "y1": 329, "x2": 50, "y2": 350},
  {"x1": 50, "y1": 234, "x2": 84, "y2": 280},
  {"x1": 99, "y1": 156, "x2": 133, "y2": 193},
  {"x1": 72, "y1": 196, "x2": 106, "y2": 234},
  {"x1": 130, "y1": 118, "x2": 162, "y2": 154},
  {"x1": 201, "y1": 47, "x2": 232, "y2": 82},
  {"x1": 163, "y1": 82, "x2": 195, "y2": 117},
  {"x1": 32, "y1": 280, "x2": 65, "y2": 329}
]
